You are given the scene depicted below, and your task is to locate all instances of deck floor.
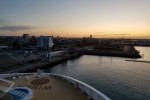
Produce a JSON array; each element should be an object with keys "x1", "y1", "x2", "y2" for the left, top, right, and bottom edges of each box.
[{"x1": 3, "y1": 75, "x2": 88, "y2": 100}]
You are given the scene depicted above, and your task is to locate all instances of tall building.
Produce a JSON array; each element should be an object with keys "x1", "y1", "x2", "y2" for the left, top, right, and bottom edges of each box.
[
  {"x1": 90, "y1": 35, "x2": 92, "y2": 39},
  {"x1": 23, "y1": 34, "x2": 29, "y2": 39},
  {"x1": 37, "y1": 36, "x2": 53, "y2": 48}
]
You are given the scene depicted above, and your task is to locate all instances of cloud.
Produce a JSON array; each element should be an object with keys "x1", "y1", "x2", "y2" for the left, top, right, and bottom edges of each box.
[
  {"x1": 93, "y1": 32, "x2": 108, "y2": 36},
  {"x1": 93, "y1": 32, "x2": 129, "y2": 37},
  {"x1": 0, "y1": 19, "x2": 9, "y2": 25},
  {"x1": 94, "y1": 34, "x2": 110, "y2": 36},
  {"x1": 94, "y1": 32, "x2": 107, "y2": 34},
  {"x1": 113, "y1": 33, "x2": 128, "y2": 36},
  {"x1": 0, "y1": 19, "x2": 6, "y2": 23},
  {"x1": 0, "y1": 25, "x2": 36, "y2": 32}
]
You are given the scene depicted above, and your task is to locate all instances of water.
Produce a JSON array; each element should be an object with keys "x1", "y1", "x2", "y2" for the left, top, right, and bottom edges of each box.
[
  {"x1": 46, "y1": 47, "x2": 150, "y2": 100},
  {"x1": 135, "y1": 46, "x2": 150, "y2": 61}
]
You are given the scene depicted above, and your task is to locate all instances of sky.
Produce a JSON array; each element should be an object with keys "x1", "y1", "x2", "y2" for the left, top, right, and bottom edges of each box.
[{"x1": 0, "y1": 0, "x2": 150, "y2": 38}]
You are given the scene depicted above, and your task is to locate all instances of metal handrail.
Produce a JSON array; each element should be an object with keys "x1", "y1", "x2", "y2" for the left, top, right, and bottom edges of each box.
[{"x1": 48, "y1": 73, "x2": 111, "y2": 100}]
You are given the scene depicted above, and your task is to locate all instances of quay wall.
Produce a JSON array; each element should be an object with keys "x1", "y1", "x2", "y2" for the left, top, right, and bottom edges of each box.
[
  {"x1": 83, "y1": 50, "x2": 141, "y2": 58},
  {"x1": 1, "y1": 50, "x2": 83, "y2": 73},
  {"x1": 27, "y1": 54, "x2": 82, "y2": 72},
  {"x1": 1, "y1": 49, "x2": 141, "y2": 73}
]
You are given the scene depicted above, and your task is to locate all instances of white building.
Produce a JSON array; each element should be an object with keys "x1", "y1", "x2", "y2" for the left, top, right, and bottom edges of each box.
[{"x1": 37, "y1": 36, "x2": 53, "y2": 48}]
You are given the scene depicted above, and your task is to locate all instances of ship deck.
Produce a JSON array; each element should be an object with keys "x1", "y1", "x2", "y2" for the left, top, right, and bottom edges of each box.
[{"x1": 1, "y1": 74, "x2": 88, "y2": 100}]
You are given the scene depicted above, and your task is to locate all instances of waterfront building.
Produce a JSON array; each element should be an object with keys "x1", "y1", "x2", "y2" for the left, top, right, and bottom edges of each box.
[{"x1": 37, "y1": 36, "x2": 53, "y2": 49}]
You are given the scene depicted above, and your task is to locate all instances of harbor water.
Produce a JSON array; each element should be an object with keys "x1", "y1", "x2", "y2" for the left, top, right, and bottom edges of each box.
[{"x1": 46, "y1": 46, "x2": 150, "y2": 100}]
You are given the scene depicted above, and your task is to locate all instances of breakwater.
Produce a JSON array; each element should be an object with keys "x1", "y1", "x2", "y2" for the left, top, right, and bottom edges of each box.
[{"x1": 84, "y1": 50, "x2": 141, "y2": 58}]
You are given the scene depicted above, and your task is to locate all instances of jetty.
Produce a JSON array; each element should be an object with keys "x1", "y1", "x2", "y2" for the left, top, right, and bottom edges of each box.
[
  {"x1": 125, "y1": 59, "x2": 150, "y2": 63},
  {"x1": 84, "y1": 45, "x2": 141, "y2": 58}
]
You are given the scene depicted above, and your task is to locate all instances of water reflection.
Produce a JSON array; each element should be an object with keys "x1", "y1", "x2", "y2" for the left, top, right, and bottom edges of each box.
[{"x1": 46, "y1": 47, "x2": 150, "y2": 100}]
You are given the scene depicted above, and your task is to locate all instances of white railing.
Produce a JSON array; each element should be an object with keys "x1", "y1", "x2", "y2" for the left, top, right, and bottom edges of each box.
[
  {"x1": 47, "y1": 73, "x2": 111, "y2": 100},
  {"x1": 0, "y1": 73, "x2": 34, "y2": 79},
  {"x1": 0, "y1": 73, "x2": 111, "y2": 100}
]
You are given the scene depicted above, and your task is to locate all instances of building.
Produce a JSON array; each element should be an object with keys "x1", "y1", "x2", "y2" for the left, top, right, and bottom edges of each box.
[
  {"x1": 37, "y1": 36, "x2": 53, "y2": 48},
  {"x1": 23, "y1": 34, "x2": 29, "y2": 39},
  {"x1": 90, "y1": 35, "x2": 92, "y2": 39}
]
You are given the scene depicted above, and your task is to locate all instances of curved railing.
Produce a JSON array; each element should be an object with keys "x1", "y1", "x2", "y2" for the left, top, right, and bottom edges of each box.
[
  {"x1": 0, "y1": 73, "x2": 111, "y2": 100},
  {"x1": 0, "y1": 73, "x2": 34, "y2": 79},
  {"x1": 47, "y1": 73, "x2": 111, "y2": 100}
]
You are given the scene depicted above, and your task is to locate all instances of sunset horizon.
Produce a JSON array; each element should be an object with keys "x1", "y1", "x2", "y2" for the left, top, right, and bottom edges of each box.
[{"x1": 0, "y1": 0, "x2": 150, "y2": 39}]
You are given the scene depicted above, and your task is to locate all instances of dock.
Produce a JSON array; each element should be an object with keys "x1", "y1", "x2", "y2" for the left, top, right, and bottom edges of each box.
[
  {"x1": 125, "y1": 59, "x2": 150, "y2": 63},
  {"x1": 84, "y1": 50, "x2": 141, "y2": 58}
]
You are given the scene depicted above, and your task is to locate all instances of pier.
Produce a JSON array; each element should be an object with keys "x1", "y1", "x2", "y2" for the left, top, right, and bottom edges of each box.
[
  {"x1": 84, "y1": 45, "x2": 141, "y2": 58},
  {"x1": 84, "y1": 50, "x2": 141, "y2": 58},
  {"x1": 125, "y1": 59, "x2": 150, "y2": 63}
]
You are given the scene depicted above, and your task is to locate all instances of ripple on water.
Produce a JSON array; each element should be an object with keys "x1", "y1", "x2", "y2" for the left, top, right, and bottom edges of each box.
[{"x1": 46, "y1": 47, "x2": 150, "y2": 100}]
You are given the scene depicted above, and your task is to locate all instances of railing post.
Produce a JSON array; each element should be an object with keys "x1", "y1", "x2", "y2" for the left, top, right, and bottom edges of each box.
[
  {"x1": 97, "y1": 93, "x2": 100, "y2": 100},
  {"x1": 81, "y1": 87, "x2": 84, "y2": 93},
  {"x1": 88, "y1": 89, "x2": 91, "y2": 100},
  {"x1": 67, "y1": 79, "x2": 70, "y2": 84}
]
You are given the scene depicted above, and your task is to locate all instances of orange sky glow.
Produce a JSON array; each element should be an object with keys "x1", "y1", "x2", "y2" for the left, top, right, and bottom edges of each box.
[{"x1": 0, "y1": 0, "x2": 150, "y2": 39}]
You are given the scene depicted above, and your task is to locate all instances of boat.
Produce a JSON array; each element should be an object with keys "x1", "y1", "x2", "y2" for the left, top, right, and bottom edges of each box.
[{"x1": 0, "y1": 70, "x2": 111, "y2": 100}]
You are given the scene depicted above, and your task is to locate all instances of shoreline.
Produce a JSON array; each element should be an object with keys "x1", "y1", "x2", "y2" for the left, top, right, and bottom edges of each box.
[
  {"x1": 1, "y1": 54, "x2": 82, "y2": 73},
  {"x1": 0, "y1": 48, "x2": 141, "y2": 73},
  {"x1": 83, "y1": 50, "x2": 141, "y2": 58}
]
